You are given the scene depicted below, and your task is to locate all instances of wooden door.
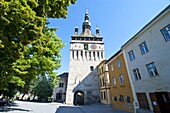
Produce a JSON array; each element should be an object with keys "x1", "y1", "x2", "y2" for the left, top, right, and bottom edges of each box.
[
  {"x1": 137, "y1": 93, "x2": 150, "y2": 109},
  {"x1": 149, "y1": 93, "x2": 161, "y2": 113}
]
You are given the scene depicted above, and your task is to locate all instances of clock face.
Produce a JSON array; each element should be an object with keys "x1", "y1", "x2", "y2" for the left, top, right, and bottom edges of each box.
[{"x1": 90, "y1": 44, "x2": 97, "y2": 50}]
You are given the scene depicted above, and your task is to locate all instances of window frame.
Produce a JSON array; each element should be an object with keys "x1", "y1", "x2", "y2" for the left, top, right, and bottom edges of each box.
[
  {"x1": 119, "y1": 95, "x2": 124, "y2": 102},
  {"x1": 59, "y1": 83, "x2": 64, "y2": 87},
  {"x1": 117, "y1": 59, "x2": 121, "y2": 68},
  {"x1": 128, "y1": 50, "x2": 135, "y2": 61},
  {"x1": 133, "y1": 68, "x2": 142, "y2": 80},
  {"x1": 146, "y1": 62, "x2": 159, "y2": 77},
  {"x1": 126, "y1": 96, "x2": 131, "y2": 103},
  {"x1": 139, "y1": 41, "x2": 149, "y2": 55},
  {"x1": 110, "y1": 64, "x2": 114, "y2": 71},
  {"x1": 114, "y1": 96, "x2": 117, "y2": 101},
  {"x1": 112, "y1": 77, "x2": 116, "y2": 85},
  {"x1": 90, "y1": 66, "x2": 94, "y2": 71},
  {"x1": 119, "y1": 74, "x2": 124, "y2": 84},
  {"x1": 160, "y1": 24, "x2": 170, "y2": 42}
]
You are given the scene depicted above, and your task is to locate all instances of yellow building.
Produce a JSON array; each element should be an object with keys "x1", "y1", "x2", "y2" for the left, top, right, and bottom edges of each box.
[
  {"x1": 98, "y1": 60, "x2": 111, "y2": 104},
  {"x1": 106, "y1": 50, "x2": 134, "y2": 113}
]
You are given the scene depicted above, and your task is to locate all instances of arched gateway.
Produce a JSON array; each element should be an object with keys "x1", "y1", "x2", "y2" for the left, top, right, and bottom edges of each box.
[{"x1": 74, "y1": 91, "x2": 84, "y2": 105}]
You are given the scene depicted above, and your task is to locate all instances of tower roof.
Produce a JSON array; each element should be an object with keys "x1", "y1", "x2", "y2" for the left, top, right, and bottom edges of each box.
[
  {"x1": 72, "y1": 8, "x2": 102, "y2": 38},
  {"x1": 80, "y1": 8, "x2": 93, "y2": 36}
]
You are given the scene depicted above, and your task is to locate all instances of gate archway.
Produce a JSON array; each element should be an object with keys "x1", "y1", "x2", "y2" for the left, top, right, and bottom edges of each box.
[{"x1": 73, "y1": 90, "x2": 84, "y2": 105}]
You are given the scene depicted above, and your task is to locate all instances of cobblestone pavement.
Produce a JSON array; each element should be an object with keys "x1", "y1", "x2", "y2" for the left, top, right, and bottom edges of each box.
[{"x1": 0, "y1": 101, "x2": 130, "y2": 113}]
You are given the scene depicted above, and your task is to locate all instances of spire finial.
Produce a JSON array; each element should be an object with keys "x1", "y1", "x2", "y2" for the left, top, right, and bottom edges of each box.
[
  {"x1": 74, "y1": 24, "x2": 78, "y2": 35},
  {"x1": 84, "y1": 7, "x2": 89, "y2": 21},
  {"x1": 85, "y1": 7, "x2": 88, "y2": 14},
  {"x1": 96, "y1": 25, "x2": 100, "y2": 36}
]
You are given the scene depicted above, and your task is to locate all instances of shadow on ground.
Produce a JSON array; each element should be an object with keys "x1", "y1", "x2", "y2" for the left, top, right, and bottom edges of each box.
[
  {"x1": 55, "y1": 106, "x2": 83, "y2": 113},
  {"x1": 0, "y1": 102, "x2": 32, "y2": 112},
  {"x1": 55, "y1": 104, "x2": 130, "y2": 113}
]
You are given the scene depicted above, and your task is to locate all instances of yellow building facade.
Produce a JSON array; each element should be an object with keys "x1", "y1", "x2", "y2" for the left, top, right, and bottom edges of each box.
[
  {"x1": 106, "y1": 50, "x2": 134, "y2": 112},
  {"x1": 98, "y1": 60, "x2": 111, "y2": 104}
]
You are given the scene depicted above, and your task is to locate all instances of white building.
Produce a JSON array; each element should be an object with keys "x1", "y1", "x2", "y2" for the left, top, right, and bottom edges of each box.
[
  {"x1": 121, "y1": 5, "x2": 170, "y2": 113},
  {"x1": 65, "y1": 9, "x2": 104, "y2": 105},
  {"x1": 52, "y1": 72, "x2": 68, "y2": 102}
]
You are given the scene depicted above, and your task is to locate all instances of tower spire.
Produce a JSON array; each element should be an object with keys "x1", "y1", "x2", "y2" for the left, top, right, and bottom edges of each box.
[
  {"x1": 84, "y1": 8, "x2": 89, "y2": 21},
  {"x1": 82, "y1": 8, "x2": 91, "y2": 35}
]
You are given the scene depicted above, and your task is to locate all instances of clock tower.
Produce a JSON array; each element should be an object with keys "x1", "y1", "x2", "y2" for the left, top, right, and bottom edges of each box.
[{"x1": 66, "y1": 8, "x2": 104, "y2": 105}]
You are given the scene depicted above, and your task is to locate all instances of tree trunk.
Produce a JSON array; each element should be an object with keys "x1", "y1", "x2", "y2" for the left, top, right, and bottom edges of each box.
[{"x1": 21, "y1": 93, "x2": 26, "y2": 100}]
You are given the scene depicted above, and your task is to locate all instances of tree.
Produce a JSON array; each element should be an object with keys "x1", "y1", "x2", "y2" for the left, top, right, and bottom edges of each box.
[
  {"x1": 0, "y1": 0, "x2": 76, "y2": 91},
  {"x1": 31, "y1": 75, "x2": 54, "y2": 102}
]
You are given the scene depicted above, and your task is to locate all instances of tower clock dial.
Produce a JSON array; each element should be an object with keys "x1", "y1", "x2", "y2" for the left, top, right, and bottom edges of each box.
[{"x1": 90, "y1": 44, "x2": 97, "y2": 50}]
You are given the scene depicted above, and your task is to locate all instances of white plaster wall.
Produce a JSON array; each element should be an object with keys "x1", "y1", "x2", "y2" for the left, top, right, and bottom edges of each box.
[
  {"x1": 66, "y1": 60, "x2": 102, "y2": 104},
  {"x1": 123, "y1": 11, "x2": 170, "y2": 110},
  {"x1": 52, "y1": 77, "x2": 67, "y2": 101}
]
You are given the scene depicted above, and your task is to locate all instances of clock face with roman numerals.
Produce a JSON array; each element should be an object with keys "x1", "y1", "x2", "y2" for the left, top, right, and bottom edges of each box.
[{"x1": 90, "y1": 44, "x2": 97, "y2": 50}]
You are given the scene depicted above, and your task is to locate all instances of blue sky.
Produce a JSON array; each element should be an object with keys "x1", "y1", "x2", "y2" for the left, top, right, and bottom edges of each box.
[{"x1": 48, "y1": 0, "x2": 170, "y2": 75}]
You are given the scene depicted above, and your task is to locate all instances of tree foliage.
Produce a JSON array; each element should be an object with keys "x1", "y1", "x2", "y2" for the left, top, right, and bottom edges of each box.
[
  {"x1": 0, "y1": 0, "x2": 76, "y2": 91},
  {"x1": 32, "y1": 75, "x2": 54, "y2": 102}
]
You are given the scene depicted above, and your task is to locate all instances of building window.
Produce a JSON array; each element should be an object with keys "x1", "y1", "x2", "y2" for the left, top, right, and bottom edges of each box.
[
  {"x1": 101, "y1": 91, "x2": 106, "y2": 100},
  {"x1": 59, "y1": 83, "x2": 64, "y2": 87},
  {"x1": 126, "y1": 96, "x2": 131, "y2": 103},
  {"x1": 85, "y1": 51, "x2": 87, "y2": 59},
  {"x1": 119, "y1": 75, "x2": 124, "y2": 84},
  {"x1": 103, "y1": 91, "x2": 106, "y2": 100},
  {"x1": 97, "y1": 51, "x2": 100, "y2": 59},
  {"x1": 139, "y1": 41, "x2": 149, "y2": 55},
  {"x1": 84, "y1": 43, "x2": 88, "y2": 50},
  {"x1": 76, "y1": 51, "x2": 78, "y2": 59},
  {"x1": 114, "y1": 96, "x2": 117, "y2": 101},
  {"x1": 117, "y1": 59, "x2": 121, "y2": 68},
  {"x1": 128, "y1": 50, "x2": 135, "y2": 61},
  {"x1": 101, "y1": 52, "x2": 103, "y2": 59},
  {"x1": 110, "y1": 65, "x2": 114, "y2": 71},
  {"x1": 93, "y1": 52, "x2": 96, "y2": 61},
  {"x1": 81, "y1": 51, "x2": 83, "y2": 59},
  {"x1": 146, "y1": 62, "x2": 159, "y2": 77},
  {"x1": 133, "y1": 68, "x2": 141, "y2": 80},
  {"x1": 119, "y1": 95, "x2": 124, "y2": 102},
  {"x1": 89, "y1": 52, "x2": 91, "y2": 60},
  {"x1": 90, "y1": 66, "x2": 94, "y2": 71},
  {"x1": 161, "y1": 24, "x2": 170, "y2": 41},
  {"x1": 102, "y1": 77, "x2": 105, "y2": 86},
  {"x1": 112, "y1": 78, "x2": 116, "y2": 85}
]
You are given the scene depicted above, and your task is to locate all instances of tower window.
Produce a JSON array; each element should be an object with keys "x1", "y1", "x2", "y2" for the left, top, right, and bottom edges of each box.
[
  {"x1": 89, "y1": 52, "x2": 91, "y2": 60},
  {"x1": 97, "y1": 52, "x2": 99, "y2": 59},
  {"x1": 101, "y1": 52, "x2": 103, "y2": 59},
  {"x1": 93, "y1": 52, "x2": 96, "y2": 60},
  {"x1": 85, "y1": 51, "x2": 87, "y2": 59},
  {"x1": 72, "y1": 51, "x2": 74, "y2": 59},
  {"x1": 76, "y1": 51, "x2": 78, "y2": 60},
  {"x1": 81, "y1": 51, "x2": 83, "y2": 59},
  {"x1": 90, "y1": 66, "x2": 94, "y2": 71},
  {"x1": 84, "y1": 43, "x2": 88, "y2": 50}
]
